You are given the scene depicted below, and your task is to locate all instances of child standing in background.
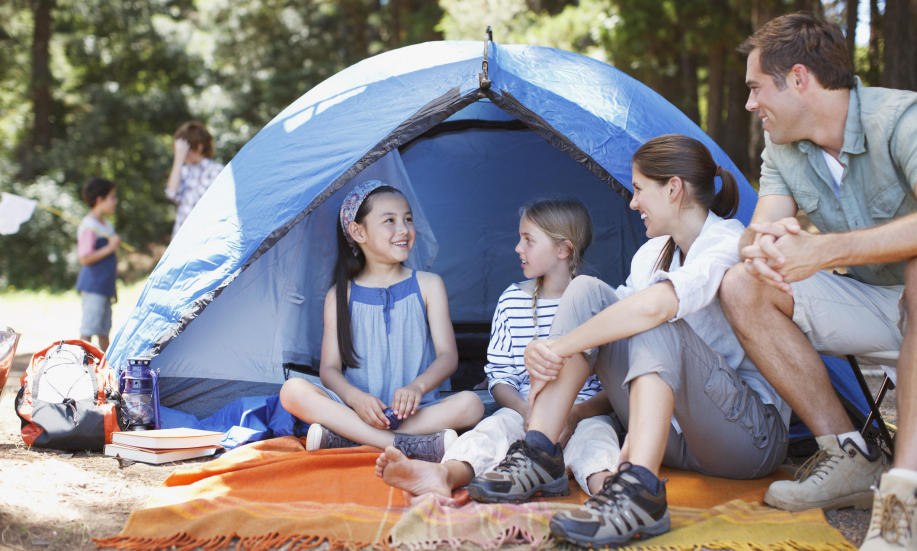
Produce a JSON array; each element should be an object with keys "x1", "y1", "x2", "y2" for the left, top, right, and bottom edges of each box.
[
  {"x1": 76, "y1": 177, "x2": 119, "y2": 350},
  {"x1": 165, "y1": 121, "x2": 224, "y2": 238}
]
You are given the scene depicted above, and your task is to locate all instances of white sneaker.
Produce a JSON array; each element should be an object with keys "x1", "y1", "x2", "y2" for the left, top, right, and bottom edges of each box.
[
  {"x1": 305, "y1": 423, "x2": 358, "y2": 451},
  {"x1": 764, "y1": 434, "x2": 886, "y2": 511},
  {"x1": 860, "y1": 471, "x2": 917, "y2": 551}
]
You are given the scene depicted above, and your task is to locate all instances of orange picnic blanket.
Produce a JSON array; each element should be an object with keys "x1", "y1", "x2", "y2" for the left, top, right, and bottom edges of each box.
[
  {"x1": 95, "y1": 436, "x2": 854, "y2": 551},
  {"x1": 96, "y1": 436, "x2": 404, "y2": 550}
]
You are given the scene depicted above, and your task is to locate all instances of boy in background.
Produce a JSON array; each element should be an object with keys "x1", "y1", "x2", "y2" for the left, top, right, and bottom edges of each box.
[
  {"x1": 76, "y1": 177, "x2": 119, "y2": 350},
  {"x1": 165, "y1": 121, "x2": 223, "y2": 238}
]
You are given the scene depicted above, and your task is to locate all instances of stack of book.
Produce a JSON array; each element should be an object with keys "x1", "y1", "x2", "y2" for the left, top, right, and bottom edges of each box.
[{"x1": 104, "y1": 427, "x2": 223, "y2": 464}]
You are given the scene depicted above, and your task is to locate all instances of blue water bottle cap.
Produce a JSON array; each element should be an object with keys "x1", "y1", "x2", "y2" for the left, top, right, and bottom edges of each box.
[{"x1": 383, "y1": 407, "x2": 402, "y2": 430}]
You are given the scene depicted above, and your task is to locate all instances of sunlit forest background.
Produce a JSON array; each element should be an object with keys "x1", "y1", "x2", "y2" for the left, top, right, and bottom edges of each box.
[{"x1": 1, "y1": 0, "x2": 915, "y2": 290}]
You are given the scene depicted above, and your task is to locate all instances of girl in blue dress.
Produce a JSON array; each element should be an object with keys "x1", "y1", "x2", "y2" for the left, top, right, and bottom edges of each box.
[{"x1": 279, "y1": 180, "x2": 483, "y2": 462}]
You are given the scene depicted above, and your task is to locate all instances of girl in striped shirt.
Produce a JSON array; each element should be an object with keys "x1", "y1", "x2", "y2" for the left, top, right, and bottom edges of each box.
[{"x1": 376, "y1": 198, "x2": 621, "y2": 498}]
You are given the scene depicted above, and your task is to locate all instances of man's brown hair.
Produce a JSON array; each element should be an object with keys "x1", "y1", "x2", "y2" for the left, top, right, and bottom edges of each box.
[{"x1": 739, "y1": 12, "x2": 855, "y2": 90}]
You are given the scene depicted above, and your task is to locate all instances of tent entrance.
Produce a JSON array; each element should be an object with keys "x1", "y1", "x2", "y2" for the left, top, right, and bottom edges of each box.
[
  {"x1": 153, "y1": 93, "x2": 646, "y2": 417},
  {"x1": 397, "y1": 96, "x2": 645, "y2": 388}
]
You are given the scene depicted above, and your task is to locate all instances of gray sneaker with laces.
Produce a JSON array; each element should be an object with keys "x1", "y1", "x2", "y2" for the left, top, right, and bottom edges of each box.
[
  {"x1": 549, "y1": 462, "x2": 670, "y2": 547},
  {"x1": 305, "y1": 423, "x2": 359, "y2": 451},
  {"x1": 466, "y1": 439, "x2": 568, "y2": 503},
  {"x1": 393, "y1": 429, "x2": 457, "y2": 462}
]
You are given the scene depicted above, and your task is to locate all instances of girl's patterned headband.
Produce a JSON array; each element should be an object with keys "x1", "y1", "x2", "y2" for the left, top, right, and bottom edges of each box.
[{"x1": 339, "y1": 179, "x2": 387, "y2": 252}]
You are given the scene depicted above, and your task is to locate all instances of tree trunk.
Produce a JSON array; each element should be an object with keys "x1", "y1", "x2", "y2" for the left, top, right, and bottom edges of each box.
[
  {"x1": 882, "y1": 0, "x2": 917, "y2": 90},
  {"x1": 866, "y1": 0, "x2": 882, "y2": 85},
  {"x1": 29, "y1": 0, "x2": 53, "y2": 151},
  {"x1": 746, "y1": 0, "x2": 784, "y2": 178},
  {"x1": 390, "y1": 0, "x2": 402, "y2": 45},
  {"x1": 707, "y1": 43, "x2": 725, "y2": 141},
  {"x1": 846, "y1": 0, "x2": 859, "y2": 67},
  {"x1": 751, "y1": 0, "x2": 782, "y2": 30},
  {"x1": 724, "y1": 65, "x2": 754, "y2": 178},
  {"x1": 680, "y1": 49, "x2": 700, "y2": 125},
  {"x1": 912, "y1": 0, "x2": 917, "y2": 38},
  {"x1": 19, "y1": 0, "x2": 54, "y2": 179},
  {"x1": 341, "y1": 0, "x2": 368, "y2": 59},
  {"x1": 705, "y1": 0, "x2": 729, "y2": 141},
  {"x1": 794, "y1": 0, "x2": 824, "y2": 15}
]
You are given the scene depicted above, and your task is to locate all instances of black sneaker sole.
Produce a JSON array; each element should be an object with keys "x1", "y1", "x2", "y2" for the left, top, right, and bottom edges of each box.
[
  {"x1": 549, "y1": 510, "x2": 670, "y2": 548},
  {"x1": 467, "y1": 476, "x2": 570, "y2": 503}
]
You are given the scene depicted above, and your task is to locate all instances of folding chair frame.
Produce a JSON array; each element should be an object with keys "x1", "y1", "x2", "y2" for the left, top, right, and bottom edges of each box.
[{"x1": 846, "y1": 355, "x2": 896, "y2": 454}]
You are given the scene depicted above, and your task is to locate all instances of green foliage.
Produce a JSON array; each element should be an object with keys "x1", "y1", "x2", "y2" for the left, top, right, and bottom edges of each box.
[
  {"x1": 0, "y1": 0, "x2": 898, "y2": 290},
  {"x1": 437, "y1": 0, "x2": 616, "y2": 70},
  {"x1": 0, "y1": 0, "x2": 445, "y2": 290},
  {"x1": 1, "y1": 0, "x2": 201, "y2": 289},
  {"x1": 0, "y1": 174, "x2": 84, "y2": 289},
  {"x1": 0, "y1": 2, "x2": 33, "y2": 159},
  {"x1": 439, "y1": 0, "x2": 535, "y2": 41},
  {"x1": 439, "y1": 0, "x2": 708, "y2": 120},
  {"x1": 205, "y1": 0, "x2": 443, "y2": 154},
  {"x1": 516, "y1": 0, "x2": 615, "y2": 60}
]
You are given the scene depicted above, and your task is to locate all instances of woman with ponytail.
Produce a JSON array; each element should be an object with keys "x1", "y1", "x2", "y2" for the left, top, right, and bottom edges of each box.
[{"x1": 467, "y1": 135, "x2": 789, "y2": 548}]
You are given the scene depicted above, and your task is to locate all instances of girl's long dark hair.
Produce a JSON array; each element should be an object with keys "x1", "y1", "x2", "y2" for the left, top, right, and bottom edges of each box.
[
  {"x1": 333, "y1": 185, "x2": 401, "y2": 369},
  {"x1": 631, "y1": 134, "x2": 740, "y2": 272}
]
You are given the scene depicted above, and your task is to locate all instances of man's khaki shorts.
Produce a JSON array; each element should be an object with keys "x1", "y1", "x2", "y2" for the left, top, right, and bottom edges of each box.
[{"x1": 790, "y1": 271, "x2": 903, "y2": 366}]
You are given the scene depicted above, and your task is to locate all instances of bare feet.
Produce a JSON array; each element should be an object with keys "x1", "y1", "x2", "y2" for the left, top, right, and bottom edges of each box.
[{"x1": 375, "y1": 446, "x2": 453, "y2": 498}]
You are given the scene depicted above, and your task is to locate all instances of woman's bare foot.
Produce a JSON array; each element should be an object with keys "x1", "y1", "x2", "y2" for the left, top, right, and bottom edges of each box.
[{"x1": 375, "y1": 446, "x2": 453, "y2": 497}]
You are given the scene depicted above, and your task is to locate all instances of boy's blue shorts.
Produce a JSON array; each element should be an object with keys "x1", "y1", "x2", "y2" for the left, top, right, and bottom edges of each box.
[{"x1": 80, "y1": 291, "x2": 112, "y2": 337}]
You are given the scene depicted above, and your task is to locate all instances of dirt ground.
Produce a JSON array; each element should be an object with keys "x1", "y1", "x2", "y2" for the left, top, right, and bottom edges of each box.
[{"x1": 0, "y1": 353, "x2": 175, "y2": 551}]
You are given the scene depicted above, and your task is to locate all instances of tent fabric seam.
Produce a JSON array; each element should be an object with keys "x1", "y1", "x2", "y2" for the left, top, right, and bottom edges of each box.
[{"x1": 483, "y1": 89, "x2": 631, "y2": 200}]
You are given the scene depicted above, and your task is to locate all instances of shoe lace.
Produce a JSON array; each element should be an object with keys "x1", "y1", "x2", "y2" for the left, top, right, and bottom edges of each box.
[
  {"x1": 493, "y1": 441, "x2": 533, "y2": 473},
  {"x1": 326, "y1": 429, "x2": 356, "y2": 448},
  {"x1": 585, "y1": 469, "x2": 642, "y2": 513},
  {"x1": 874, "y1": 493, "x2": 914, "y2": 544},
  {"x1": 794, "y1": 448, "x2": 840, "y2": 482},
  {"x1": 398, "y1": 432, "x2": 439, "y2": 457}
]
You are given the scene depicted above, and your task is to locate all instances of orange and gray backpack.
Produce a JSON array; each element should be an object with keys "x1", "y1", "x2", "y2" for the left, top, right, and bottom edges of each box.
[{"x1": 15, "y1": 339, "x2": 121, "y2": 451}]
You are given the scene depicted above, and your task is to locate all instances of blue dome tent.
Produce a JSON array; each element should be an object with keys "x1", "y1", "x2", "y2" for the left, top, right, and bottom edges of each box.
[{"x1": 105, "y1": 40, "x2": 866, "y2": 437}]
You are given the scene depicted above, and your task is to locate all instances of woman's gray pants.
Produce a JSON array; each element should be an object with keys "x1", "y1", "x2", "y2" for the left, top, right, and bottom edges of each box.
[{"x1": 549, "y1": 276, "x2": 787, "y2": 479}]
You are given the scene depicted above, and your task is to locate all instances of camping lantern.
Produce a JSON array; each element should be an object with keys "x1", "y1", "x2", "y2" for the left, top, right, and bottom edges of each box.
[{"x1": 119, "y1": 357, "x2": 160, "y2": 430}]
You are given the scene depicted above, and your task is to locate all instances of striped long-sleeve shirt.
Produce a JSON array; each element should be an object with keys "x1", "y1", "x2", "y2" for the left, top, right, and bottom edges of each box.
[{"x1": 485, "y1": 282, "x2": 602, "y2": 403}]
